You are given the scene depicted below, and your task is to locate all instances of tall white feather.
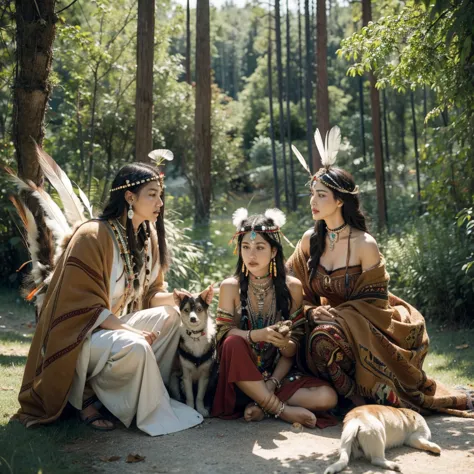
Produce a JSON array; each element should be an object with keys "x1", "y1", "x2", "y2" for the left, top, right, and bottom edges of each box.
[
  {"x1": 36, "y1": 145, "x2": 86, "y2": 226},
  {"x1": 291, "y1": 145, "x2": 312, "y2": 177},
  {"x1": 22, "y1": 205, "x2": 42, "y2": 287},
  {"x1": 232, "y1": 208, "x2": 248, "y2": 229},
  {"x1": 264, "y1": 208, "x2": 286, "y2": 228},
  {"x1": 77, "y1": 185, "x2": 94, "y2": 218},
  {"x1": 314, "y1": 128, "x2": 327, "y2": 165},
  {"x1": 325, "y1": 126, "x2": 341, "y2": 166}
]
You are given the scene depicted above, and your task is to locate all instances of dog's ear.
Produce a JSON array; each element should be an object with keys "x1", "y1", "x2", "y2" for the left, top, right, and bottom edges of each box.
[
  {"x1": 173, "y1": 289, "x2": 186, "y2": 307},
  {"x1": 199, "y1": 285, "x2": 214, "y2": 306}
]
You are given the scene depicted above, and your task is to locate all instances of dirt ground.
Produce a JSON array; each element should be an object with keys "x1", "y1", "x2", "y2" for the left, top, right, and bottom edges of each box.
[{"x1": 66, "y1": 414, "x2": 474, "y2": 474}]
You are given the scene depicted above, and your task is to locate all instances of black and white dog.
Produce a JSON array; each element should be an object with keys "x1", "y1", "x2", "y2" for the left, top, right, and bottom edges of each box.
[{"x1": 169, "y1": 287, "x2": 216, "y2": 417}]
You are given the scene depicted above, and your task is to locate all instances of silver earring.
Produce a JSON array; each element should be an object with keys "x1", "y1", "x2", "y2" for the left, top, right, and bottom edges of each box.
[{"x1": 128, "y1": 202, "x2": 134, "y2": 219}]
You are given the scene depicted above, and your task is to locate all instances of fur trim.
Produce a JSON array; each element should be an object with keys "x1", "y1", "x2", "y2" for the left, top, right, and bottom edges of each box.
[
  {"x1": 264, "y1": 208, "x2": 286, "y2": 228},
  {"x1": 232, "y1": 208, "x2": 248, "y2": 229}
]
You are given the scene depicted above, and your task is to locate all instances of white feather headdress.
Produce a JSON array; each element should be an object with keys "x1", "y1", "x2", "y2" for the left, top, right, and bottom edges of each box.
[
  {"x1": 232, "y1": 207, "x2": 249, "y2": 230},
  {"x1": 264, "y1": 208, "x2": 286, "y2": 228}
]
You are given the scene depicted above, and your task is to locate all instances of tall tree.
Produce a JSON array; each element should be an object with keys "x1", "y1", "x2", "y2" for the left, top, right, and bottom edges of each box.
[
  {"x1": 275, "y1": 0, "x2": 289, "y2": 210},
  {"x1": 297, "y1": 0, "x2": 303, "y2": 110},
  {"x1": 185, "y1": 0, "x2": 191, "y2": 84},
  {"x1": 304, "y1": 0, "x2": 315, "y2": 171},
  {"x1": 316, "y1": 0, "x2": 329, "y2": 166},
  {"x1": 382, "y1": 89, "x2": 391, "y2": 185},
  {"x1": 268, "y1": 14, "x2": 280, "y2": 208},
  {"x1": 362, "y1": 0, "x2": 386, "y2": 229},
  {"x1": 410, "y1": 90, "x2": 421, "y2": 214},
  {"x1": 194, "y1": 0, "x2": 212, "y2": 225},
  {"x1": 286, "y1": 0, "x2": 296, "y2": 210},
  {"x1": 135, "y1": 0, "x2": 155, "y2": 162},
  {"x1": 13, "y1": 0, "x2": 56, "y2": 184}
]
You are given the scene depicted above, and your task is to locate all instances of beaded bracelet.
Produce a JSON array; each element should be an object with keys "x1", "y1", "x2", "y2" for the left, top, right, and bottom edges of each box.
[
  {"x1": 274, "y1": 401, "x2": 285, "y2": 418},
  {"x1": 267, "y1": 377, "x2": 281, "y2": 391},
  {"x1": 246, "y1": 330, "x2": 254, "y2": 344}
]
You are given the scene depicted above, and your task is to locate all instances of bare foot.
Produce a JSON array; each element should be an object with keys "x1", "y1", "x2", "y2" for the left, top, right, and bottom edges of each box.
[
  {"x1": 244, "y1": 402, "x2": 265, "y2": 422},
  {"x1": 279, "y1": 405, "x2": 317, "y2": 428},
  {"x1": 80, "y1": 404, "x2": 114, "y2": 430}
]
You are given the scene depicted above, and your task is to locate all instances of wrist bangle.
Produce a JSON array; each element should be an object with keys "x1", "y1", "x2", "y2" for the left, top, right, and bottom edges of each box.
[
  {"x1": 267, "y1": 376, "x2": 281, "y2": 390},
  {"x1": 247, "y1": 330, "x2": 254, "y2": 344}
]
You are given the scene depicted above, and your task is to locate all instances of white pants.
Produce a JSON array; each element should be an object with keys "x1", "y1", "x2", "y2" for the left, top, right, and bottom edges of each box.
[{"x1": 69, "y1": 306, "x2": 203, "y2": 436}]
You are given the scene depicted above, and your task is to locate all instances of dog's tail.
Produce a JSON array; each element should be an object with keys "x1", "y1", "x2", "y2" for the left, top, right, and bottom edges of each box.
[{"x1": 324, "y1": 418, "x2": 360, "y2": 474}]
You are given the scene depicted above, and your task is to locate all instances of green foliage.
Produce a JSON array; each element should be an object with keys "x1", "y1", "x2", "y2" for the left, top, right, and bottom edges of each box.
[{"x1": 381, "y1": 218, "x2": 474, "y2": 326}]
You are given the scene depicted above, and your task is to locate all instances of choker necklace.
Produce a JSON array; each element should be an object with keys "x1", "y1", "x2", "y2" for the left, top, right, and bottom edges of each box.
[
  {"x1": 251, "y1": 272, "x2": 270, "y2": 280},
  {"x1": 326, "y1": 223, "x2": 348, "y2": 251}
]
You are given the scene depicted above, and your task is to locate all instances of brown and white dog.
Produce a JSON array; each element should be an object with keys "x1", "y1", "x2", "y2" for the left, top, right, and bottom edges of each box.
[
  {"x1": 324, "y1": 405, "x2": 441, "y2": 473},
  {"x1": 169, "y1": 287, "x2": 216, "y2": 417}
]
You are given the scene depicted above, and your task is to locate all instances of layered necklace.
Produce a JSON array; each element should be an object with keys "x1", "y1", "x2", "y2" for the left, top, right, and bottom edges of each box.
[
  {"x1": 326, "y1": 222, "x2": 348, "y2": 251},
  {"x1": 247, "y1": 277, "x2": 277, "y2": 368},
  {"x1": 109, "y1": 219, "x2": 150, "y2": 313}
]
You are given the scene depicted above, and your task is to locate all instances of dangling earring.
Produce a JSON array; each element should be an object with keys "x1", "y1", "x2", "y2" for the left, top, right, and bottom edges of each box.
[
  {"x1": 269, "y1": 259, "x2": 273, "y2": 275},
  {"x1": 272, "y1": 258, "x2": 277, "y2": 277},
  {"x1": 128, "y1": 201, "x2": 134, "y2": 219},
  {"x1": 242, "y1": 262, "x2": 248, "y2": 277}
]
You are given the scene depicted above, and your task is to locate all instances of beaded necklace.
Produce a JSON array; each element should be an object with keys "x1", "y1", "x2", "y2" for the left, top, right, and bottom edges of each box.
[
  {"x1": 109, "y1": 219, "x2": 151, "y2": 313},
  {"x1": 247, "y1": 279, "x2": 277, "y2": 369}
]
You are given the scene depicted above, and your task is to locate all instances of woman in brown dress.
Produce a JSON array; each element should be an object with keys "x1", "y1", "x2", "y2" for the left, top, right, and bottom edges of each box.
[{"x1": 287, "y1": 127, "x2": 474, "y2": 417}]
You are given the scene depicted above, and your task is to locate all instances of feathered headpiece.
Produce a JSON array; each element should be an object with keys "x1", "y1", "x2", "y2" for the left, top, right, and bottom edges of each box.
[
  {"x1": 229, "y1": 207, "x2": 293, "y2": 250},
  {"x1": 110, "y1": 149, "x2": 174, "y2": 192},
  {"x1": 291, "y1": 126, "x2": 359, "y2": 195}
]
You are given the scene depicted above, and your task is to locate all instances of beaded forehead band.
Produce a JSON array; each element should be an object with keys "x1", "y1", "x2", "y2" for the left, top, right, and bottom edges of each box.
[
  {"x1": 229, "y1": 208, "x2": 294, "y2": 251},
  {"x1": 291, "y1": 126, "x2": 359, "y2": 195},
  {"x1": 110, "y1": 149, "x2": 173, "y2": 193}
]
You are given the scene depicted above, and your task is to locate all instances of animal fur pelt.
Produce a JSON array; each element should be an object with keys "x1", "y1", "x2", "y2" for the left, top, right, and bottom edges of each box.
[{"x1": 5, "y1": 146, "x2": 92, "y2": 314}]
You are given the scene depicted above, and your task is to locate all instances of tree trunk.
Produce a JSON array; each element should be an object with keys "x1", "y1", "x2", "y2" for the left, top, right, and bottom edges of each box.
[
  {"x1": 297, "y1": 0, "x2": 303, "y2": 110},
  {"x1": 194, "y1": 0, "x2": 211, "y2": 225},
  {"x1": 304, "y1": 0, "x2": 315, "y2": 172},
  {"x1": 362, "y1": 0, "x2": 386, "y2": 229},
  {"x1": 275, "y1": 0, "x2": 289, "y2": 210},
  {"x1": 316, "y1": 0, "x2": 329, "y2": 166},
  {"x1": 13, "y1": 0, "x2": 56, "y2": 185},
  {"x1": 382, "y1": 89, "x2": 391, "y2": 186},
  {"x1": 185, "y1": 0, "x2": 191, "y2": 84},
  {"x1": 135, "y1": 0, "x2": 155, "y2": 162},
  {"x1": 358, "y1": 75, "x2": 367, "y2": 165},
  {"x1": 268, "y1": 17, "x2": 280, "y2": 209},
  {"x1": 410, "y1": 90, "x2": 421, "y2": 214},
  {"x1": 286, "y1": 0, "x2": 296, "y2": 210}
]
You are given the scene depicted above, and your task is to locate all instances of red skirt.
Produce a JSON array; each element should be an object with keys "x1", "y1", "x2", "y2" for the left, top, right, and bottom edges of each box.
[{"x1": 211, "y1": 335, "x2": 337, "y2": 428}]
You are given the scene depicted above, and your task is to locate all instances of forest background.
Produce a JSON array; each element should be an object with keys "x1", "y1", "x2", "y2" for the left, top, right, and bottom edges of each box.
[{"x1": 0, "y1": 0, "x2": 473, "y2": 326}]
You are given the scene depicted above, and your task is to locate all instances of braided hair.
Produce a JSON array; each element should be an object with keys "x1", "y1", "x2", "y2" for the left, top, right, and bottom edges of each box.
[
  {"x1": 233, "y1": 214, "x2": 292, "y2": 329},
  {"x1": 100, "y1": 163, "x2": 169, "y2": 289},
  {"x1": 308, "y1": 167, "x2": 368, "y2": 281}
]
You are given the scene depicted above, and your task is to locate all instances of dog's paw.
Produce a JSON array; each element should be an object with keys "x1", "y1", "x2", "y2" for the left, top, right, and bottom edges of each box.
[{"x1": 196, "y1": 405, "x2": 210, "y2": 417}]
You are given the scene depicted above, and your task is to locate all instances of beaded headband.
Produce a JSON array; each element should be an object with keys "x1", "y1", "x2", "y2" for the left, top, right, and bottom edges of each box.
[
  {"x1": 291, "y1": 126, "x2": 359, "y2": 195},
  {"x1": 110, "y1": 174, "x2": 164, "y2": 192},
  {"x1": 229, "y1": 208, "x2": 294, "y2": 251},
  {"x1": 110, "y1": 148, "x2": 173, "y2": 193}
]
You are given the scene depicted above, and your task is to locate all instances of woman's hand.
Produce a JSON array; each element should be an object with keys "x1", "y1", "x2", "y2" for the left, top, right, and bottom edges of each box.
[
  {"x1": 265, "y1": 379, "x2": 277, "y2": 393},
  {"x1": 252, "y1": 327, "x2": 287, "y2": 348},
  {"x1": 122, "y1": 324, "x2": 159, "y2": 346},
  {"x1": 311, "y1": 305, "x2": 335, "y2": 322}
]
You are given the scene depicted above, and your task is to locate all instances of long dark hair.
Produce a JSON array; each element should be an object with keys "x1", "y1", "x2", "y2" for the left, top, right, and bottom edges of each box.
[
  {"x1": 308, "y1": 167, "x2": 368, "y2": 280},
  {"x1": 100, "y1": 163, "x2": 168, "y2": 280},
  {"x1": 234, "y1": 214, "x2": 292, "y2": 329}
]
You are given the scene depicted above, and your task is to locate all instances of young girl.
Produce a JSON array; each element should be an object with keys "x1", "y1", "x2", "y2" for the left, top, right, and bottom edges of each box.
[{"x1": 211, "y1": 209, "x2": 337, "y2": 428}]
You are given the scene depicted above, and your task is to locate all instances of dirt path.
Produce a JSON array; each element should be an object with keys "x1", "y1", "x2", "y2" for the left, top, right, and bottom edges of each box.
[{"x1": 67, "y1": 414, "x2": 474, "y2": 473}]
